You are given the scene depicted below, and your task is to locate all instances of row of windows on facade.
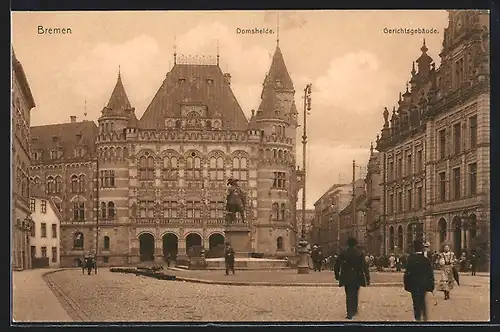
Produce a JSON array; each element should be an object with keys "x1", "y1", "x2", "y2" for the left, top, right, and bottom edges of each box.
[
  {"x1": 69, "y1": 201, "x2": 116, "y2": 221},
  {"x1": 387, "y1": 116, "x2": 478, "y2": 181},
  {"x1": 72, "y1": 232, "x2": 111, "y2": 250},
  {"x1": 32, "y1": 245, "x2": 58, "y2": 263},
  {"x1": 30, "y1": 175, "x2": 87, "y2": 194},
  {"x1": 437, "y1": 115, "x2": 477, "y2": 159},
  {"x1": 137, "y1": 156, "x2": 249, "y2": 181},
  {"x1": 31, "y1": 148, "x2": 87, "y2": 161},
  {"x1": 138, "y1": 201, "x2": 227, "y2": 219},
  {"x1": 387, "y1": 162, "x2": 478, "y2": 214},
  {"x1": 30, "y1": 198, "x2": 48, "y2": 213},
  {"x1": 29, "y1": 221, "x2": 57, "y2": 239}
]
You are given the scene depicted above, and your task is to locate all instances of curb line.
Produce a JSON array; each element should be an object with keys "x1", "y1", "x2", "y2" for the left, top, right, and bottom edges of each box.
[{"x1": 42, "y1": 269, "x2": 90, "y2": 322}]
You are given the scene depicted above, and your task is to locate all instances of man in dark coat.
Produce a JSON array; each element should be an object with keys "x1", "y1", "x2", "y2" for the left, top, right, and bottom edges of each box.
[
  {"x1": 404, "y1": 240, "x2": 435, "y2": 321},
  {"x1": 224, "y1": 243, "x2": 235, "y2": 275},
  {"x1": 470, "y1": 252, "x2": 478, "y2": 276},
  {"x1": 334, "y1": 237, "x2": 370, "y2": 319}
]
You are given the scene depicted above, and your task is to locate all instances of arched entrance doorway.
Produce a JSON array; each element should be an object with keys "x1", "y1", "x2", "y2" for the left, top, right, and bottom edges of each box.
[
  {"x1": 186, "y1": 233, "x2": 202, "y2": 257},
  {"x1": 162, "y1": 233, "x2": 178, "y2": 261},
  {"x1": 452, "y1": 217, "x2": 462, "y2": 256},
  {"x1": 139, "y1": 233, "x2": 155, "y2": 261},
  {"x1": 208, "y1": 233, "x2": 225, "y2": 258}
]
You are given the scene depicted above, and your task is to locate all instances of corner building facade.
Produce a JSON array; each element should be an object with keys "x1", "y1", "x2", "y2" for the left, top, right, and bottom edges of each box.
[
  {"x1": 376, "y1": 11, "x2": 490, "y2": 262},
  {"x1": 12, "y1": 48, "x2": 36, "y2": 270},
  {"x1": 31, "y1": 45, "x2": 301, "y2": 266}
]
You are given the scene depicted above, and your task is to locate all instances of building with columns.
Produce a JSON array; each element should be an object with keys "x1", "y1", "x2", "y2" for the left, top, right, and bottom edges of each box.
[
  {"x1": 376, "y1": 10, "x2": 490, "y2": 262},
  {"x1": 12, "y1": 47, "x2": 36, "y2": 270},
  {"x1": 30, "y1": 41, "x2": 302, "y2": 267}
]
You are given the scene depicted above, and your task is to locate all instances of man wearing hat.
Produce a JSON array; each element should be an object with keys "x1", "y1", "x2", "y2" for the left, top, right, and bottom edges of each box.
[
  {"x1": 334, "y1": 237, "x2": 370, "y2": 320},
  {"x1": 404, "y1": 240, "x2": 435, "y2": 321}
]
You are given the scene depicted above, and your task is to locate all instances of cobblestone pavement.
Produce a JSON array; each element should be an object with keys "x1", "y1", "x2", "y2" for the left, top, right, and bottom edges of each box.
[
  {"x1": 13, "y1": 269, "x2": 73, "y2": 322},
  {"x1": 46, "y1": 269, "x2": 489, "y2": 322},
  {"x1": 166, "y1": 268, "x2": 490, "y2": 286}
]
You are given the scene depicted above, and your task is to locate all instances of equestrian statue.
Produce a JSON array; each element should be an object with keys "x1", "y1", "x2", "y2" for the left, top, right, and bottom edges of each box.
[{"x1": 226, "y1": 178, "x2": 247, "y2": 224}]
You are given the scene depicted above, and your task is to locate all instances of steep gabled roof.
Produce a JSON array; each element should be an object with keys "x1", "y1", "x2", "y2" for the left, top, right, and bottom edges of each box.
[
  {"x1": 139, "y1": 64, "x2": 248, "y2": 130},
  {"x1": 30, "y1": 120, "x2": 98, "y2": 165}
]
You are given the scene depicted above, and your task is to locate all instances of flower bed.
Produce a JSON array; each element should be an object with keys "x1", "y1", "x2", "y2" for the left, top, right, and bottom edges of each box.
[{"x1": 109, "y1": 267, "x2": 176, "y2": 281}]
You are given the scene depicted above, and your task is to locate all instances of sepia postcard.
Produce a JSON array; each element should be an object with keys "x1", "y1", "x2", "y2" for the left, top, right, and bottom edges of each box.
[{"x1": 11, "y1": 9, "x2": 491, "y2": 324}]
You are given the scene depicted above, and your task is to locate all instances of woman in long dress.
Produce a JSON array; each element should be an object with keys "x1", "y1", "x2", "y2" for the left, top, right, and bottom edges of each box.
[{"x1": 438, "y1": 244, "x2": 457, "y2": 300}]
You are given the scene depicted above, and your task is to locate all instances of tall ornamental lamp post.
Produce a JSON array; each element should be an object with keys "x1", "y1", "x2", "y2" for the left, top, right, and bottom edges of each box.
[{"x1": 297, "y1": 83, "x2": 312, "y2": 275}]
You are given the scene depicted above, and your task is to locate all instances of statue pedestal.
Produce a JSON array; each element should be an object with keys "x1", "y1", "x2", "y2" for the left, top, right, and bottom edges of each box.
[{"x1": 224, "y1": 223, "x2": 251, "y2": 258}]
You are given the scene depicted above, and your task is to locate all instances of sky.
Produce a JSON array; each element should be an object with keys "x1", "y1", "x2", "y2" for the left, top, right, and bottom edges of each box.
[{"x1": 12, "y1": 10, "x2": 449, "y2": 209}]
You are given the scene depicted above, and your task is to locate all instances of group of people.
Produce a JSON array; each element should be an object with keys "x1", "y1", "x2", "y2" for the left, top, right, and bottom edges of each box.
[{"x1": 334, "y1": 237, "x2": 467, "y2": 321}]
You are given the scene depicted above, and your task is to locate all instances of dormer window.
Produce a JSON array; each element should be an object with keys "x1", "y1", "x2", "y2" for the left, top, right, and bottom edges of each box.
[
  {"x1": 31, "y1": 137, "x2": 38, "y2": 143},
  {"x1": 178, "y1": 78, "x2": 186, "y2": 84},
  {"x1": 52, "y1": 135, "x2": 58, "y2": 142},
  {"x1": 50, "y1": 150, "x2": 59, "y2": 159},
  {"x1": 74, "y1": 148, "x2": 85, "y2": 158},
  {"x1": 76, "y1": 133, "x2": 82, "y2": 140},
  {"x1": 206, "y1": 78, "x2": 214, "y2": 85},
  {"x1": 276, "y1": 79, "x2": 282, "y2": 87},
  {"x1": 31, "y1": 151, "x2": 42, "y2": 161}
]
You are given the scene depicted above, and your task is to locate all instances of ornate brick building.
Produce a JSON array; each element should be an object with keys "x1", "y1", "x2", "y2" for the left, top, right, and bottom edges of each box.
[
  {"x1": 12, "y1": 47, "x2": 36, "y2": 270},
  {"x1": 376, "y1": 10, "x2": 490, "y2": 263},
  {"x1": 30, "y1": 43, "x2": 302, "y2": 267}
]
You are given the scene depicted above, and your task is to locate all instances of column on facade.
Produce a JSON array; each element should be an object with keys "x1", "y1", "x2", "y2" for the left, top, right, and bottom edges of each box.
[
  {"x1": 178, "y1": 238, "x2": 187, "y2": 256},
  {"x1": 154, "y1": 237, "x2": 163, "y2": 263},
  {"x1": 461, "y1": 228, "x2": 466, "y2": 251}
]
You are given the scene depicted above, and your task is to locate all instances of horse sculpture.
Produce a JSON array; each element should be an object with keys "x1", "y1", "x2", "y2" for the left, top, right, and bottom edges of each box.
[{"x1": 226, "y1": 179, "x2": 246, "y2": 224}]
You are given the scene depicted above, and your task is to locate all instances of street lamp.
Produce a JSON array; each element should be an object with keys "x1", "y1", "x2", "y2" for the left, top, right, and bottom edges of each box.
[
  {"x1": 461, "y1": 212, "x2": 470, "y2": 254},
  {"x1": 297, "y1": 83, "x2": 312, "y2": 275}
]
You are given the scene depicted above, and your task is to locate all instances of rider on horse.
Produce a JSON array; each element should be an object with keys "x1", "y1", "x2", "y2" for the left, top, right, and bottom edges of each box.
[{"x1": 226, "y1": 178, "x2": 246, "y2": 223}]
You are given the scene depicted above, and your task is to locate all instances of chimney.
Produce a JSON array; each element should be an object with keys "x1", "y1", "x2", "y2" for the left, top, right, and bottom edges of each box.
[
  {"x1": 70, "y1": 116, "x2": 77, "y2": 123},
  {"x1": 223, "y1": 73, "x2": 231, "y2": 85}
]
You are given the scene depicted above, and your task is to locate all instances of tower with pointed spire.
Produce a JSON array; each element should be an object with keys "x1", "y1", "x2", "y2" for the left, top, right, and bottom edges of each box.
[{"x1": 252, "y1": 39, "x2": 299, "y2": 254}]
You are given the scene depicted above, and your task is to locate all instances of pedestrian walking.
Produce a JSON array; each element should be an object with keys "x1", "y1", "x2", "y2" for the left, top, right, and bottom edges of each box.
[
  {"x1": 404, "y1": 240, "x2": 435, "y2": 321},
  {"x1": 224, "y1": 243, "x2": 235, "y2": 275},
  {"x1": 165, "y1": 252, "x2": 171, "y2": 267},
  {"x1": 334, "y1": 237, "x2": 370, "y2": 320},
  {"x1": 437, "y1": 244, "x2": 457, "y2": 300},
  {"x1": 389, "y1": 254, "x2": 396, "y2": 271},
  {"x1": 470, "y1": 252, "x2": 478, "y2": 276}
]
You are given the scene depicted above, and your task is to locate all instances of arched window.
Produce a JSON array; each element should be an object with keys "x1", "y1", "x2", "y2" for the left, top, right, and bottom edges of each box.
[
  {"x1": 47, "y1": 176, "x2": 55, "y2": 194},
  {"x1": 280, "y1": 203, "x2": 286, "y2": 220},
  {"x1": 34, "y1": 176, "x2": 41, "y2": 189},
  {"x1": 163, "y1": 156, "x2": 179, "y2": 187},
  {"x1": 72, "y1": 200, "x2": 85, "y2": 221},
  {"x1": 272, "y1": 202, "x2": 279, "y2": 220},
  {"x1": 100, "y1": 202, "x2": 107, "y2": 219},
  {"x1": 232, "y1": 157, "x2": 248, "y2": 181},
  {"x1": 186, "y1": 155, "x2": 201, "y2": 180},
  {"x1": 108, "y1": 202, "x2": 115, "y2": 219},
  {"x1": 74, "y1": 232, "x2": 84, "y2": 249},
  {"x1": 78, "y1": 174, "x2": 86, "y2": 193},
  {"x1": 103, "y1": 236, "x2": 110, "y2": 250},
  {"x1": 123, "y1": 147, "x2": 128, "y2": 158},
  {"x1": 71, "y1": 175, "x2": 78, "y2": 193},
  {"x1": 139, "y1": 155, "x2": 155, "y2": 180},
  {"x1": 272, "y1": 125, "x2": 276, "y2": 133},
  {"x1": 54, "y1": 176, "x2": 62, "y2": 193},
  {"x1": 277, "y1": 237, "x2": 284, "y2": 250},
  {"x1": 273, "y1": 149, "x2": 277, "y2": 158},
  {"x1": 278, "y1": 150, "x2": 283, "y2": 159}
]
